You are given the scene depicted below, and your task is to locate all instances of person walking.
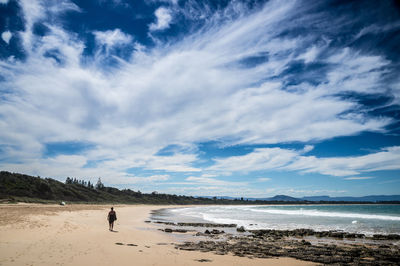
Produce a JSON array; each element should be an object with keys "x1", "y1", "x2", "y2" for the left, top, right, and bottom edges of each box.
[{"x1": 107, "y1": 207, "x2": 117, "y2": 231}]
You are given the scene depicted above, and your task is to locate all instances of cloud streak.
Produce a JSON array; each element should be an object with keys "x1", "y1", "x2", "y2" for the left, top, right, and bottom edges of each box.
[
  {"x1": 209, "y1": 146, "x2": 400, "y2": 177},
  {"x1": 0, "y1": 0, "x2": 398, "y2": 195}
]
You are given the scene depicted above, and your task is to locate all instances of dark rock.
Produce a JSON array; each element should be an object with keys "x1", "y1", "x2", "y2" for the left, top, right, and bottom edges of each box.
[
  {"x1": 237, "y1": 226, "x2": 246, "y2": 232},
  {"x1": 174, "y1": 227, "x2": 400, "y2": 265},
  {"x1": 163, "y1": 228, "x2": 187, "y2": 233},
  {"x1": 174, "y1": 229, "x2": 188, "y2": 233},
  {"x1": 329, "y1": 231, "x2": 345, "y2": 238},
  {"x1": 211, "y1": 229, "x2": 224, "y2": 234},
  {"x1": 195, "y1": 259, "x2": 212, "y2": 262}
]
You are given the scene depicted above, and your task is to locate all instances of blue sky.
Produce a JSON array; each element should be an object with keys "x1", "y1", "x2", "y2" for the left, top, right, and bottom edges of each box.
[{"x1": 0, "y1": 0, "x2": 399, "y2": 197}]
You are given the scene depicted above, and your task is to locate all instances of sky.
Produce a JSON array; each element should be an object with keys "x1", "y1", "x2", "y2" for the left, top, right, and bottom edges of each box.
[{"x1": 0, "y1": 0, "x2": 399, "y2": 198}]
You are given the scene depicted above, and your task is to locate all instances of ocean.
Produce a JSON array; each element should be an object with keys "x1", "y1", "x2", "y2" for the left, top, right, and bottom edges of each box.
[{"x1": 153, "y1": 204, "x2": 400, "y2": 236}]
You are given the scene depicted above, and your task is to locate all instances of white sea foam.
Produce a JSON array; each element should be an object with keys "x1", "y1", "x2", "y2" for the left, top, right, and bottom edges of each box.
[
  {"x1": 201, "y1": 214, "x2": 249, "y2": 227},
  {"x1": 248, "y1": 208, "x2": 400, "y2": 221},
  {"x1": 164, "y1": 205, "x2": 400, "y2": 235}
]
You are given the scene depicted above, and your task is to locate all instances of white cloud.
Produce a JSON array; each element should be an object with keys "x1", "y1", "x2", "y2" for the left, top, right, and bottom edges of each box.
[
  {"x1": 0, "y1": 0, "x2": 9, "y2": 4},
  {"x1": 185, "y1": 175, "x2": 247, "y2": 186},
  {"x1": 344, "y1": 176, "x2": 374, "y2": 180},
  {"x1": 93, "y1": 29, "x2": 133, "y2": 48},
  {"x1": 355, "y1": 21, "x2": 400, "y2": 39},
  {"x1": 287, "y1": 146, "x2": 400, "y2": 176},
  {"x1": 1, "y1": 31, "x2": 11, "y2": 44},
  {"x1": 160, "y1": 185, "x2": 265, "y2": 197},
  {"x1": 302, "y1": 145, "x2": 314, "y2": 153},
  {"x1": 48, "y1": 0, "x2": 81, "y2": 14},
  {"x1": 257, "y1": 177, "x2": 271, "y2": 182},
  {"x1": 149, "y1": 7, "x2": 173, "y2": 31},
  {"x1": 285, "y1": 188, "x2": 347, "y2": 196},
  {"x1": 0, "y1": 0, "x2": 397, "y2": 189},
  {"x1": 149, "y1": 0, "x2": 179, "y2": 5},
  {"x1": 209, "y1": 146, "x2": 400, "y2": 177},
  {"x1": 121, "y1": 174, "x2": 170, "y2": 184},
  {"x1": 209, "y1": 148, "x2": 298, "y2": 173},
  {"x1": 297, "y1": 45, "x2": 319, "y2": 63}
]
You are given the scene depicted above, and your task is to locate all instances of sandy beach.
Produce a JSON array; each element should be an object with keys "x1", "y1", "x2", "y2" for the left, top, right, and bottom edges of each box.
[{"x1": 0, "y1": 204, "x2": 314, "y2": 266}]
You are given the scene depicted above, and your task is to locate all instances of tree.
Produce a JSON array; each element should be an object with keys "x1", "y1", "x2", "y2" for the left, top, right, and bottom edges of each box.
[
  {"x1": 65, "y1": 177, "x2": 72, "y2": 184},
  {"x1": 95, "y1": 178, "x2": 104, "y2": 190}
]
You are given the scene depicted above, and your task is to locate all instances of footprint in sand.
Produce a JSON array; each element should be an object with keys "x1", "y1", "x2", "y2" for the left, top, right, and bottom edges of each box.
[
  {"x1": 195, "y1": 259, "x2": 212, "y2": 262},
  {"x1": 115, "y1": 242, "x2": 138, "y2": 246}
]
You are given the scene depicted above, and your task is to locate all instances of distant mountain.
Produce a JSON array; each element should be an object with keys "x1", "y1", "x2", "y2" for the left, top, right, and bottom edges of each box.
[
  {"x1": 204, "y1": 195, "x2": 400, "y2": 202},
  {"x1": 263, "y1": 195, "x2": 301, "y2": 202},
  {"x1": 247, "y1": 195, "x2": 400, "y2": 202},
  {"x1": 300, "y1": 196, "x2": 332, "y2": 201},
  {"x1": 301, "y1": 195, "x2": 400, "y2": 202}
]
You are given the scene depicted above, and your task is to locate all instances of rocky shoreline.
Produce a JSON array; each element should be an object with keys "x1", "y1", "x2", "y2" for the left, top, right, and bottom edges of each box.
[{"x1": 149, "y1": 221, "x2": 400, "y2": 265}]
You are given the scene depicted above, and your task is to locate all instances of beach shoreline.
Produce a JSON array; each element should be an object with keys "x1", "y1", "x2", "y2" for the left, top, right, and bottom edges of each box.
[
  {"x1": 151, "y1": 205, "x2": 400, "y2": 264},
  {"x1": 0, "y1": 203, "x2": 315, "y2": 266}
]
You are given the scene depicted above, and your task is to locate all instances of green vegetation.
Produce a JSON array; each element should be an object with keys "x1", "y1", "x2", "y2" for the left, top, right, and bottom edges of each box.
[
  {"x1": 1, "y1": 171, "x2": 397, "y2": 205},
  {"x1": 0, "y1": 171, "x2": 257, "y2": 205}
]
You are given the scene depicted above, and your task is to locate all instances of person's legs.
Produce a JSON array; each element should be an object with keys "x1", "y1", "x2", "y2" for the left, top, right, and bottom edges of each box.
[{"x1": 110, "y1": 221, "x2": 114, "y2": 231}]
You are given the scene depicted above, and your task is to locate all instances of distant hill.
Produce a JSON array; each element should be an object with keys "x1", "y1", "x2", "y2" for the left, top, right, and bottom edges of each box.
[
  {"x1": 1, "y1": 171, "x2": 399, "y2": 204},
  {"x1": 0, "y1": 171, "x2": 307, "y2": 205},
  {"x1": 262, "y1": 195, "x2": 301, "y2": 202},
  {"x1": 205, "y1": 195, "x2": 400, "y2": 203},
  {"x1": 301, "y1": 195, "x2": 400, "y2": 202},
  {"x1": 0, "y1": 171, "x2": 218, "y2": 204}
]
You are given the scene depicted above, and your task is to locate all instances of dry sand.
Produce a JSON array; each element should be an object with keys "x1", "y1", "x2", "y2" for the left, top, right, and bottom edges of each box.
[{"x1": 0, "y1": 204, "x2": 315, "y2": 266}]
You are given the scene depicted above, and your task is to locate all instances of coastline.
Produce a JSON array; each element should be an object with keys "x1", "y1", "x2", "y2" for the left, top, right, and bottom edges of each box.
[
  {"x1": 155, "y1": 204, "x2": 400, "y2": 236},
  {"x1": 151, "y1": 205, "x2": 400, "y2": 264},
  {"x1": 0, "y1": 204, "x2": 314, "y2": 266}
]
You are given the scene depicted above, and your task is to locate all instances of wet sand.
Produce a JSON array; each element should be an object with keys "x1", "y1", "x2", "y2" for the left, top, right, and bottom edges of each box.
[{"x1": 0, "y1": 204, "x2": 314, "y2": 266}]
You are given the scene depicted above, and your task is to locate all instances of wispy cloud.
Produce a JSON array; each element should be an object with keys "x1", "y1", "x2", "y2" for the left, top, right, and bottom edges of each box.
[
  {"x1": 344, "y1": 176, "x2": 375, "y2": 180},
  {"x1": 149, "y1": 7, "x2": 173, "y2": 31},
  {"x1": 257, "y1": 177, "x2": 271, "y2": 182},
  {"x1": 185, "y1": 175, "x2": 247, "y2": 186},
  {"x1": 209, "y1": 146, "x2": 400, "y2": 177},
  {"x1": 93, "y1": 29, "x2": 133, "y2": 48},
  {"x1": 1, "y1": 31, "x2": 11, "y2": 44},
  {"x1": 0, "y1": 0, "x2": 398, "y2": 194}
]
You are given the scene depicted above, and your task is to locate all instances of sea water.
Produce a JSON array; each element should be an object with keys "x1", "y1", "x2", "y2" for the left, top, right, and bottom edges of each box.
[{"x1": 153, "y1": 205, "x2": 400, "y2": 235}]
